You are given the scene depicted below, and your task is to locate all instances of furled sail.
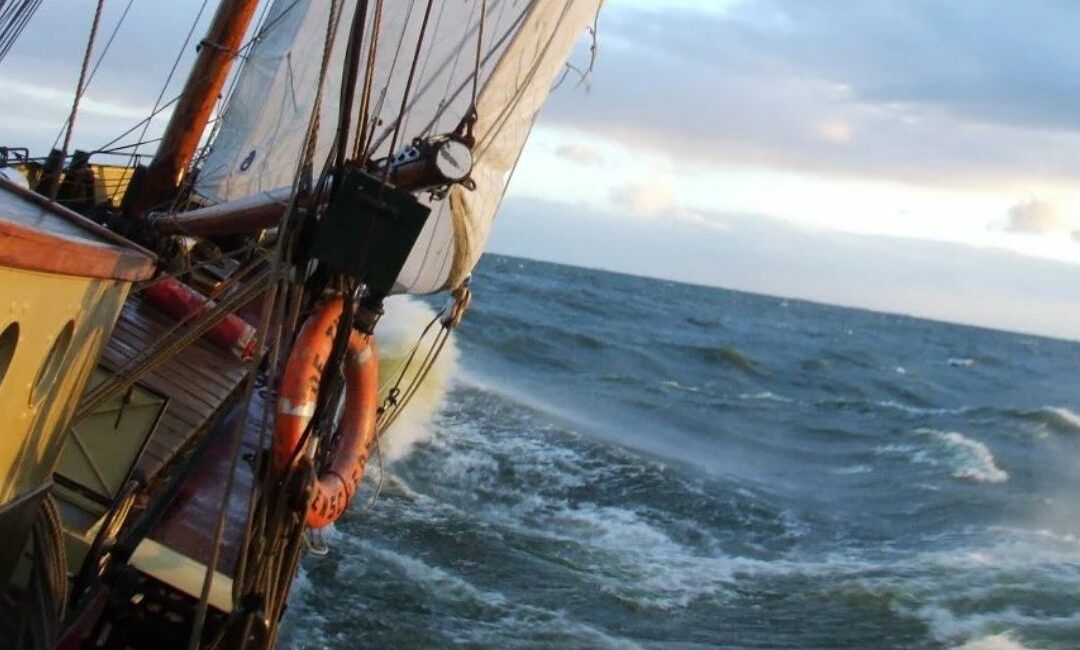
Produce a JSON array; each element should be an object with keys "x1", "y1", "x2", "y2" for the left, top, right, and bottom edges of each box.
[{"x1": 195, "y1": 0, "x2": 601, "y2": 294}]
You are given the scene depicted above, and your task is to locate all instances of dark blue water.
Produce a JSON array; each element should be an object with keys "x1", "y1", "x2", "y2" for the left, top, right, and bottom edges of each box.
[{"x1": 281, "y1": 254, "x2": 1080, "y2": 649}]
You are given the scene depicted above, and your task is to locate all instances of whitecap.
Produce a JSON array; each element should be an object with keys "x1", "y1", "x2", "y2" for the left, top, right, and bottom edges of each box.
[
  {"x1": 1039, "y1": 406, "x2": 1080, "y2": 433},
  {"x1": 879, "y1": 430, "x2": 1008, "y2": 483},
  {"x1": 921, "y1": 429, "x2": 1008, "y2": 483},
  {"x1": 831, "y1": 464, "x2": 872, "y2": 475},
  {"x1": 876, "y1": 400, "x2": 958, "y2": 416},
  {"x1": 917, "y1": 603, "x2": 1078, "y2": 649},
  {"x1": 952, "y1": 633, "x2": 1033, "y2": 650},
  {"x1": 948, "y1": 357, "x2": 976, "y2": 367},
  {"x1": 662, "y1": 379, "x2": 701, "y2": 393},
  {"x1": 738, "y1": 391, "x2": 793, "y2": 403}
]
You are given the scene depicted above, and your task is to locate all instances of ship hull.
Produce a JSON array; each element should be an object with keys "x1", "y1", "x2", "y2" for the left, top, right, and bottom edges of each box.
[{"x1": 0, "y1": 179, "x2": 155, "y2": 643}]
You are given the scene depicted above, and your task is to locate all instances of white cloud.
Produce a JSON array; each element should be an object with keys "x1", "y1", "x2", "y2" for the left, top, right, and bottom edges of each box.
[
  {"x1": 554, "y1": 144, "x2": 605, "y2": 166},
  {"x1": 609, "y1": 175, "x2": 675, "y2": 216},
  {"x1": 1005, "y1": 197, "x2": 1074, "y2": 234},
  {"x1": 815, "y1": 120, "x2": 853, "y2": 144}
]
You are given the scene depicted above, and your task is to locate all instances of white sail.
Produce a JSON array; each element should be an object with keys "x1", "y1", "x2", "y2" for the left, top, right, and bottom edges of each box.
[{"x1": 195, "y1": 0, "x2": 601, "y2": 294}]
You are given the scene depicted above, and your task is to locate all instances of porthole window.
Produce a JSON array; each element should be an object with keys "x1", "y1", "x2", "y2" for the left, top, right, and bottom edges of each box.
[
  {"x1": 0, "y1": 321, "x2": 18, "y2": 392},
  {"x1": 31, "y1": 320, "x2": 74, "y2": 406}
]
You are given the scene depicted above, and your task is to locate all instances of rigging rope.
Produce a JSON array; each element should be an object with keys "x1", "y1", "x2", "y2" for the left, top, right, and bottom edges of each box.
[
  {"x1": 217, "y1": 4, "x2": 355, "y2": 647},
  {"x1": 116, "y1": 0, "x2": 210, "y2": 205},
  {"x1": 361, "y1": 0, "x2": 417, "y2": 162},
  {"x1": 351, "y1": 0, "x2": 383, "y2": 159},
  {"x1": 0, "y1": 0, "x2": 42, "y2": 64},
  {"x1": 471, "y1": 0, "x2": 487, "y2": 106},
  {"x1": 50, "y1": 0, "x2": 138, "y2": 152},
  {"x1": 331, "y1": 0, "x2": 370, "y2": 181},
  {"x1": 50, "y1": 0, "x2": 105, "y2": 200},
  {"x1": 382, "y1": 0, "x2": 435, "y2": 186}
]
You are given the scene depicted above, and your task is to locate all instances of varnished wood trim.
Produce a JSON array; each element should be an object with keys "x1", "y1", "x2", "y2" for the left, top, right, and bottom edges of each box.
[
  {"x1": 0, "y1": 179, "x2": 156, "y2": 282},
  {"x1": 0, "y1": 176, "x2": 155, "y2": 257},
  {"x1": 0, "y1": 218, "x2": 156, "y2": 282}
]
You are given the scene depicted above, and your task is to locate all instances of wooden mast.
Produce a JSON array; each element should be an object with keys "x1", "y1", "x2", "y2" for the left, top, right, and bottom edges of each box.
[{"x1": 127, "y1": 0, "x2": 261, "y2": 216}]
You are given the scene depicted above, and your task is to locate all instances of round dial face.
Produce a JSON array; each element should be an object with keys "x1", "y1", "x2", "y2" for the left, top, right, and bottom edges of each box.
[{"x1": 435, "y1": 139, "x2": 473, "y2": 182}]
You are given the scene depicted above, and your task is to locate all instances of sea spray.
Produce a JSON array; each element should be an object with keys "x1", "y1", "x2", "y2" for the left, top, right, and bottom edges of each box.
[{"x1": 375, "y1": 295, "x2": 459, "y2": 461}]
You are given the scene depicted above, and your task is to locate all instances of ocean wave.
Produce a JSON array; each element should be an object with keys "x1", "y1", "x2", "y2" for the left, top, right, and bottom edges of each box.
[
  {"x1": 492, "y1": 501, "x2": 748, "y2": 611},
  {"x1": 877, "y1": 400, "x2": 964, "y2": 416},
  {"x1": 831, "y1": 464, "x2": 873, "y2": 475},
  {"x1": 922, "y1": 429, "x2": 1008, "y2": 483},
  {"x1": 877, "y1": 429, "x2": 1008, "y2": 483},
  {"x1": 696, "y1": 345, "x2": 760, "y2": 374},
  {"x1": 918, "y1": 604, "x2": 1078, "y2": 649},
  {"x1": 948, "y1": 357, "x2": 976, "y2": 367},
  {"x1": 816, "y1": 397, "x2": 969, "y2": 417},
  {"x1": 347, "y1": 540, "x2": 509, "y2": 609},
  {"x1": 823, "y1": 347, "x2": 880, "y2": 370},
  {"x1": 737, "y1": 391, "x2": 793, "y2": 403},
  {"x1": 661, "y1": 379, "x2": 701, "y2": 394},
  {"x1": 1022, "y1": 406, "x2": 1080, "y2": 434}
]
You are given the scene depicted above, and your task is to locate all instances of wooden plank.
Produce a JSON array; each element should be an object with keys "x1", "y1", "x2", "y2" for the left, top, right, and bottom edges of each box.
[{"x1": 89, "y1": 291, "x2": 250, "y2": 483}]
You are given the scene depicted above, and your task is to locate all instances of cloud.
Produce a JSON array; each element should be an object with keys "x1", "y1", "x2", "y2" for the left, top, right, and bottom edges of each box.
[
  {"x1": 609, "y1": 175, "x2": 675, "y2": 216},
  {"x1": 545, "y1": 2, "x2": 1080, "y2": 187},
  {"x1": 1005, "y1": 197, "x2": 1074, "y2": 234},
  {"x1": 0, "y1": 1, "x2": 216, "y2": 153},
  {"x1": 554, "y1": 144, "x2": 604, "y2": 166}
]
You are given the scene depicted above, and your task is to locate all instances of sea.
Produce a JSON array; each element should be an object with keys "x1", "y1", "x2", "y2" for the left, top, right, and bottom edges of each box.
[{"x1": 279, "y1": 254, "x2": 1080, "y2": 649}]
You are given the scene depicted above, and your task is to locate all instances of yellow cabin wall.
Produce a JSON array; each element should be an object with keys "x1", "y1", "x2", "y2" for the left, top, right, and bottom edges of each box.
[{"x1": 0, "y1": 265, "x2": 131, "y2": 503}]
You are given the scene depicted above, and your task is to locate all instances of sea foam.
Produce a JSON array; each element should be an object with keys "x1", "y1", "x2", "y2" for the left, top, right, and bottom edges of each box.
[
  {"x1": 952, "y1": 634, "x2": 1034, "y2": 650},
  {"x1": 376, "y1": 296, "x2": 459, "y2": 461}
]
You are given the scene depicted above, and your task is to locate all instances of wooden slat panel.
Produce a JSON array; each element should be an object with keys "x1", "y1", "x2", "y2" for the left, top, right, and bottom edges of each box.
[{"x1": 86, "y1": 294, "x2": 249, "y2": 483}]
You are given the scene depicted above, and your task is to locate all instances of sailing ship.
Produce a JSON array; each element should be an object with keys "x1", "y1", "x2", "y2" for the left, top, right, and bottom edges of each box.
[{"x1": 0, "y1": 1, "x2": 601, "y2": 647}]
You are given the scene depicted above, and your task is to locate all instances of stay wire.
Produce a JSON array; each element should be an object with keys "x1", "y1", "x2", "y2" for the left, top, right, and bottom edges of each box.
[{"x1": 119, "y1": 0, "x2": 210, "y2": 199}]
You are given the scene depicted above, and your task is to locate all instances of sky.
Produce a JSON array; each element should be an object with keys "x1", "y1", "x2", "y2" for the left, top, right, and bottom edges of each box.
[
  {"x1": 1, "y1": 1, "x2": 1079, "y2": 339},
  {"x1": 500, "y1": 0, "x2": 1080, "y2": 340}
]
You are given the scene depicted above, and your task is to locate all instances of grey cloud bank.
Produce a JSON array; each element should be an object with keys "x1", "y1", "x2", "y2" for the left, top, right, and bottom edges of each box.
[
  {"x1": 546, "y1": 0, "x2": 1080, "y2": 187},
  {"x1": 491, "y1": 197, "x2": 1080, "y2": 342}
]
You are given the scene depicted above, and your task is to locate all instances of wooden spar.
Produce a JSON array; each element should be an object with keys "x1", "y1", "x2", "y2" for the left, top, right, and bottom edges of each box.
[
  {"x1": 128, "y1": 0, "x2": 261, "y2": 216},
  {"x1": 153, "y1": 188, "x2": 291, "y2": 237}
]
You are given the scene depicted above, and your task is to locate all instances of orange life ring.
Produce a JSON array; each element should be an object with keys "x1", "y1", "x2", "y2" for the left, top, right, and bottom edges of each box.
[{"x1": 273, "y1": 297, "x2": 379, "y2": 528}]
